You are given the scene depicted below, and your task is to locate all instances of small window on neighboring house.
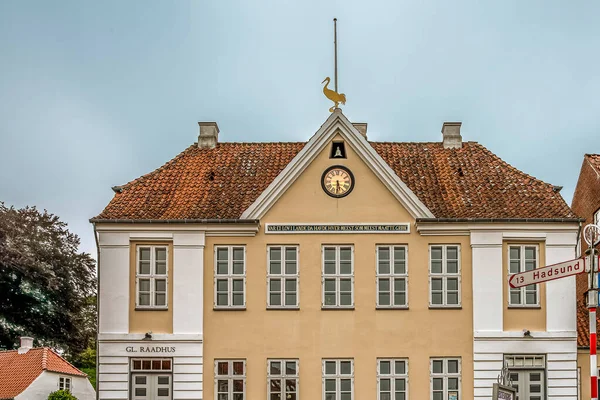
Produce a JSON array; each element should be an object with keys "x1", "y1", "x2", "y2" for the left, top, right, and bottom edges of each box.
[
  {"x1": 136, "y1": 246, "x2": 168, "y2": 309},
  {"x1": 429, "y1": 245, "x2": 461, "y2": 307},
  {"x1": 59, "y1": 377, "x2": 71, "y2": 391},
  {"x1": 594, "y1": 208, "x2": 600, "y2": 226},
  {"x1": 267, "y1": 246, "x2": 299, "y2": 308},
  {"x1": 508, "y1": 245, "x2": 539, "y2": 307},
  {"x1": 214, "y1": 246, "x2": 246, "y2": 309}
]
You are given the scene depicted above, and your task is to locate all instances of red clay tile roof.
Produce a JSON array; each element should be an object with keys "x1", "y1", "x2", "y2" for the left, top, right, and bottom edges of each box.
[
  {"x1": 586, "y1": 154, "x2": 600, "y2": 174},
  {"x1": 0, "y1": 348, "x2": 86, "y2": 399},
  {"x1": 93, "y1": 141, "x2": 577, "y2": 221}
]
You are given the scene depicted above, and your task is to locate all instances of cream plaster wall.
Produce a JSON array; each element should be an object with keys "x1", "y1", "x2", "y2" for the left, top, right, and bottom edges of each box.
[{"x1": 203, "y1": 137, "x2": 474, "y2": 400}]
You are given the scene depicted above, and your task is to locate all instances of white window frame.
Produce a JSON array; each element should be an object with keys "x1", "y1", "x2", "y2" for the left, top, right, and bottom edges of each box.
[
  {"x1": 508, "y1": 245, "x2": 540, "y2": 307},
  {"x1": 430, "y1": 358, "x2": 461, "y2": 400},
  {"x1": 377, "y1": 359, "x2": 408, "y2": 400},
  {"x1": 214, "y1": 246, "x2": 247, "y2": 309},
  {"x1": 322, "y1": 245, "x2": 355, "y2": 308},
  {"x1": 59, "y1": 376, "x2": 71, "y2": 391},
  {"x1": 429, "y1": 245, "x2": 461, "y2": 307},
  {"x1": 267, "y1": 359, "x2": 299, "y2": 400},
  {"x1": 322, "y1": 359, "x2": 354, "y2": 400},
  {"x1": 267, "y1": 246, "x2": 299, "y2": 309},
  {"x1": 215, "y1": 359, "x2": 246, "y2": 400},
  {"x1": 594, "y1": 208, "x2": 600, "y2": 226},
  {"x1": 135, "y1": 245, "x2": 169, "y2": 309},
  {"x1": 376, "y1": 245, "x2": 408, "y2": 308}
]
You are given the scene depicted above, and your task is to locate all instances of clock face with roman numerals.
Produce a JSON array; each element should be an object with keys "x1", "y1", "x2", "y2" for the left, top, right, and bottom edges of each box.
[{"x1": 321, "y1": 165, "x2": 354, "y2": 198}]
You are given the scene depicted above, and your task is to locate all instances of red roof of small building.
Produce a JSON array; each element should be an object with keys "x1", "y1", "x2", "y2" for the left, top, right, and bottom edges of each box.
[
  {"x1": 92, "y1": 141, "x2": 577, "y2": 222},
  {"x1": 0, "y1": 348, "x2": 86, "y2": 399}
]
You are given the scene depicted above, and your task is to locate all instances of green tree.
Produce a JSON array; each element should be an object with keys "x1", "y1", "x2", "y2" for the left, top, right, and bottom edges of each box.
[
  {"x1": 48, "y1": 390, "x2": 78, "y2": 400},
  {"x1": 0, "y1": 202, "x2": 96, "y2": 355}
]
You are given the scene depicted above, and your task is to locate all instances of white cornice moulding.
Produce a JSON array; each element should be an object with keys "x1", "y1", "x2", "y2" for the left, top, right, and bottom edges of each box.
[
  {"x1": 98, "y1": 333, "x2": 203, "y2": 342},
  {"x1": 474, "y1": 330, "x2": 577, "y2": 340},
  {"x1": 240, "y1": 110, "x2": 434, "y2": 220},
  {"x1": 94, "y1": 223, "x2": 259, "y2": 237},
  {"x1": 418, "y1": 223, "x2": 579, "y2": 235}
]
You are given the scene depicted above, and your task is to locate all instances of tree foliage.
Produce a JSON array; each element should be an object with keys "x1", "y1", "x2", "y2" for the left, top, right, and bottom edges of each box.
[
  {"x1": 0, "y1": 202, "x2": 96, "y2": 355},
  {"x1": 48, "y1": 390, "x2": 78, "y2": 400}
]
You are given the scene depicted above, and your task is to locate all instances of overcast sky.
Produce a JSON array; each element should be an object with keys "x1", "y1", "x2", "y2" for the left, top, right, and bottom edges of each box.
[{"x1": 1, "y1": 1, "x2": 599, "y2": 257}]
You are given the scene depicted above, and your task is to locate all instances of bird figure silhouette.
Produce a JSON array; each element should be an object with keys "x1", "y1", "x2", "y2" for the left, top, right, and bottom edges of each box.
[{"x1": 322, "y1": 77, "x2": 346, "y2": 112}]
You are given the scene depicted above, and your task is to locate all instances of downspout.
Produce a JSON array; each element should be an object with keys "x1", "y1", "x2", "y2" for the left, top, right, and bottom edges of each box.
[{"x1": 93, "y1": 222, "x2": 100, "y2": 400}]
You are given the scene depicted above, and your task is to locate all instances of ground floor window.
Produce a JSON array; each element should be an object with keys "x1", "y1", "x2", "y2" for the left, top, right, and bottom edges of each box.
[
  {"x1": 215, "y1": 359, "x2": 246, "y2": 400},
  {"x1": 505, "y1": 355, "x2": 545, "y2": 400},
  {"x1": 131, "y1": 358, "x2": 172, "y2": 400},
  {"x1": 322, "y1": 359, "x2": 354, "y2": 400},
  {"x1": 430, "y1": 357, "x2": 461, "y2": 400},
  {"x1": 378, "y1": 359, "x2": 408, "y2": 400},
  {"x1": 268, "y1": 359, "x2": 298, "y2": 400}
]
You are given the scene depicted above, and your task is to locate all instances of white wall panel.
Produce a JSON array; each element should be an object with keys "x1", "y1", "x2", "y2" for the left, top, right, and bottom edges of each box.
[{"x1": 471, "y1": 232, "x2": 503, "y2": 332}]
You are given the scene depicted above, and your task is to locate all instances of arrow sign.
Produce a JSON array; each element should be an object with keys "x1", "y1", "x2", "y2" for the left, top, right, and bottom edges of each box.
[{"x1": 508, "y1": 257, "x2": 585, "y2": 288}]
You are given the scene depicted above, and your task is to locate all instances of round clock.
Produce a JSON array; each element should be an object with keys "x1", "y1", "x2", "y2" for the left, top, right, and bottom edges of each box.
[{"x1": 321, "y1": 165, "x2": 354, "y2": 198}]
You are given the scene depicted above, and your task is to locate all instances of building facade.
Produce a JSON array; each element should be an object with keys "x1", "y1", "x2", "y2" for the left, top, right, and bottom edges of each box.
[
  {"x1": 571, "y1": 153, "x2": 600, "y2": 400},
  {"x1": 93, "y1": 110, "x2": 580, "y2": 400}
]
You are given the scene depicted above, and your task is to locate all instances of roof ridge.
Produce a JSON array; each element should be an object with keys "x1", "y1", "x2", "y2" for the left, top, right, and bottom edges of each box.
[{"x1": 41, "y1": 348, "x2": 48, "y2": 370}]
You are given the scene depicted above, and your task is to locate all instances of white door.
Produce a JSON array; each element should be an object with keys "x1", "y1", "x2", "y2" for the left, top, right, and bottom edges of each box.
[
  {"x1": 132, "y1": 374, "x2": 172, "y2": 400},
  {"x1": 509, "y1": 370, "x2": 545, "y2": 400}
]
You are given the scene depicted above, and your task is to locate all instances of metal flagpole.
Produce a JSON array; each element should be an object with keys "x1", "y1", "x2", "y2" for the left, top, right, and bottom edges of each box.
[{"x1": 333, "y1": 18, "x2": 338, "y2": 93}]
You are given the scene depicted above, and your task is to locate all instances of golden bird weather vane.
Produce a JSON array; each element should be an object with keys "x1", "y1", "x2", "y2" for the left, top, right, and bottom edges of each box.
[{"x1": 322, "y1": 18, "x2": 346, "y2": 112}]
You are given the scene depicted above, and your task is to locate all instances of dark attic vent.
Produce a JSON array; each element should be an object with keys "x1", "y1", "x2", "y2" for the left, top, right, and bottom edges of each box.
[
  {"x1": 457, "y1": 167, "x2": 464, "y2": 177},
  {"x1": 208, "y1": 171, "x2": 215, "y2": 181}
]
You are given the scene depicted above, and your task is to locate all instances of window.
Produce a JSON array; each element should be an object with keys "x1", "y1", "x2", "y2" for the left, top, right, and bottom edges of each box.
[
  {"x1": 267, "y1": 246, "x2": 299, "y2": 308},
  {"x1": 59, "y1": 377, "x2": 71, "y2": 391},
  {"x1": 506, "y1": 355, "x2": 545, "y2": 400},
  {"x1": 508, "y1": 245, "x2": 538, "y2": 306},
  {"x1": 594, "y1": 208, "x2": 600, "y2": 226},
  {"x1": 322, "y1": 246, "x2": 354, "y2": 308},
  {"x1": 430, "y1": 358, "x2": 461, "y2": 400},
  {"x1": 378, "y1": 359, "x2": 408, "y2": 400},
  {"x1": 136, "y1": 246, "x2": 168, "y2": 309},
  {"x1": 215, "y1": 246, "x2": 246, "y2": 308},
  {"x1": 268, "y1": 359, "x2": 298, "y2": 400},
  {"x1": 429, "y1": 245, "x2": 461, "y2": 307},
  {"x1": 377, "y1": 246, "x2": 408, "y2": 308},
  {"x1": 322, "y1": 359, "x2": 353, "y2": 400},
  {"x1": 131, "y1": 358, "x2": 172, "y2": 399},
  {"x1": 215, "y1": 360, "x2": 246, "y2": 400}
]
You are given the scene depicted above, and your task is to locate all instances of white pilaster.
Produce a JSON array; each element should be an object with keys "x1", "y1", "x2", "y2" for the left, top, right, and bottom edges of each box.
[
  {"x1": 471, "y1": 231, "x2": 504, "y2": 332},
  {"x1": 173, "y1": 232, "x2": 205, "y2": 334},
  {"x1": 546, "y1": 231, "x2": 578, "y2": 332},
  {"x1": 98, "y1": 232, "x2": 130, "y2": 334}
]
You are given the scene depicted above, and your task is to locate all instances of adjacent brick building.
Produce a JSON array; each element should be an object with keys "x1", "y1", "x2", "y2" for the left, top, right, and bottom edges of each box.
[{"x1": 571, "y1": 153, "x2": 600, "y2": 400}]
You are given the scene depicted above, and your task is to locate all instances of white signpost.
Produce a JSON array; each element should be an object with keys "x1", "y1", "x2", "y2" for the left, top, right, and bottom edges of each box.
[{"x1": 508, "y1": 257, "x2": 585, "y2": 288}]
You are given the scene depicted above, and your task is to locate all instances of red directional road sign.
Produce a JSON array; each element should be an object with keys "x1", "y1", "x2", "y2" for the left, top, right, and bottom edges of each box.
[{"x1": 508, "y1": 257, "x2": 585, "y2": 288}]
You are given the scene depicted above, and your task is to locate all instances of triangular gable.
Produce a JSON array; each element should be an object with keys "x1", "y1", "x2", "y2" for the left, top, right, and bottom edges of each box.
[{"x1": 241, "y1": 109, "x2": 434, "y2": 220}]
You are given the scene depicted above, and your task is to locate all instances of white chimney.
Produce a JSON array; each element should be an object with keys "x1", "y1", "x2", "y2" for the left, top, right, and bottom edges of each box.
[
  {"x1": 442, "y1": 122, "x2": 462, "y2": 149},
  {"x1": 198, "y1": 122, "x2": 219, "y2": 149},
  {"x1": 18, "y1": 337, "x2": 33, "y2": 354},
  {"x1": 352, "y1": 123, "x2": 368, "y2": 139}
]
